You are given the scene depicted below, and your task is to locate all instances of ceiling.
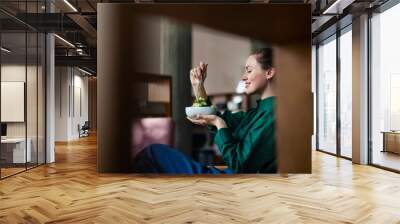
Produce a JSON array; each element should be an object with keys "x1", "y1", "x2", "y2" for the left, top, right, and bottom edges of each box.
[{"x1": 0, "y1": 0, "x2": 391, "y2": 74}]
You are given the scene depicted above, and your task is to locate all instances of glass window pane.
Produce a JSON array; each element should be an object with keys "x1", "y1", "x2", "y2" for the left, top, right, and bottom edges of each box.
[
  {"x1": 371, "y1": 3, "x2": 400, "y2": 171},
  {"x1": 317, "y1": 36, "x2": 337, "y2": 154},
  {"x1": 1, "y1": 31, "x2": 28, "y2": 177},
  {"x1": 38, "y1": 32, "x2": 46, "y2": 165},
  {"x1": 1, "y1": 2, "x2": 46, "y2": 179},
  {"x1": 27, "y1": 31, "x2": 38, "y2": 169},
  {"x1": 340, "y1": 28, "x2": 352, "y2": 158},
  {"x1": 312, "y1": 45, "x2": 317, "y2": 150}
]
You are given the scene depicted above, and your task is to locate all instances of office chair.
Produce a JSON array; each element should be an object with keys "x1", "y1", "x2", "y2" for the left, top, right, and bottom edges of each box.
[{"x1": 79, "y1": 121, "x2": 90, "y2": 138}]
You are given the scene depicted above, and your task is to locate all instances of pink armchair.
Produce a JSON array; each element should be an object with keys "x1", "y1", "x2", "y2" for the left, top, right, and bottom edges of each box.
[{"x1": 132, "y1": 117, "x2": 175, "y2": 158}]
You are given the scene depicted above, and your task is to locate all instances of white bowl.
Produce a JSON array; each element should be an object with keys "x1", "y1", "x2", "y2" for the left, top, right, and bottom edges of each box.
[{"x1": 185, "y1": 106, "x2": 216, "y2": 118}]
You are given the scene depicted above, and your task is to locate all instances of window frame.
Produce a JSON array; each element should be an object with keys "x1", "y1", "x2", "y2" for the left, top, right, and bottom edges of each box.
[
  {"x1": 367, "y1": 0, "x2": 400, "y2": 173},
  {"x1": 315, "y1": 23, "x2": 353, "y2": 161}
]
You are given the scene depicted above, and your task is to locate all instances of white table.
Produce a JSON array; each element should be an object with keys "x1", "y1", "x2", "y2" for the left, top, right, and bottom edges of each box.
[{"x1": 1, "y1": 138, "x2": 32, "y2": 163}]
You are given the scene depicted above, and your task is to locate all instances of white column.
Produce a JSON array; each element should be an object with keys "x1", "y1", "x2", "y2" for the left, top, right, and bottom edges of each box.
[
  {"x1": 46, "y1": 32, "x2": 55, "y2": 163},
  {"x1": 352, "y1": 14, "x2": 369, "y2": 164},
  {"x1": 54, "y1": 67, "x2": 73, "y2": 141}
]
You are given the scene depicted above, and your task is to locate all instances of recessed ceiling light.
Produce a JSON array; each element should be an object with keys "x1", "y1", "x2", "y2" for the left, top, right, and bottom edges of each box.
[
  {"x1": 63, "y1": 0, "x2": 78, "y2": 12},
  {"x1": 54, "y1": 34, "x2": 75, "y2": 48},
  {"x1": 78, "y1": 67, "x2": 93, "y2": 76},
  {"x1": 322, "y1": 0, "x2": 354, "y2": 15},
  {"x1": 1, "y1": 47, "x2": 11, "y2": 53}
]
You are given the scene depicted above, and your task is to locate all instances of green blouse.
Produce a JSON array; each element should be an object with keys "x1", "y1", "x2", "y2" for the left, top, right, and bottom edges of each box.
[{"x1": 212, "y1": 97, "x2": 276, "y2": 173}]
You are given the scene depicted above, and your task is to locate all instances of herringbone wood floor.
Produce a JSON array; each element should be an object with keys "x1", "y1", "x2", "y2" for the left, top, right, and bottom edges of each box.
[{"x1": 1, "y1": 135, "x2": 400, "y2": 224}]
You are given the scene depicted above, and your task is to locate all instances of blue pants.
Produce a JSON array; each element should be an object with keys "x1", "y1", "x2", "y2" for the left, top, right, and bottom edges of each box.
[{"x1": 132, "y1": 144, "x2": 233, "y2": 174}]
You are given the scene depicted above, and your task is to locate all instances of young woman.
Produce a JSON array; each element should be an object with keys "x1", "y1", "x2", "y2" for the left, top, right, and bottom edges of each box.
[{"x1": 132, "y1": 48, "x2": 277, "y2": 174}]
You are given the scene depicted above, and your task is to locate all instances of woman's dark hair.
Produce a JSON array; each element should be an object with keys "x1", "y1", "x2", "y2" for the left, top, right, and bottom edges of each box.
[{"x1": 251, "y1": 48, "x2": 273, "y2": 70}]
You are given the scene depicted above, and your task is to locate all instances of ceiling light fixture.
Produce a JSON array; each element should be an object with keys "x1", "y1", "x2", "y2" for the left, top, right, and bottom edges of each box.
[
  {"x1": 322, "y1": 0, "x2": 354, "y2": 15},
  {"x1": 54, "y1": 34, "x2": 75, "y2": 48},
  {"x1": 63, "y1": 0, "x2": 78, "y2": 12},
  {"x1": 1, "y1": 47, "x2": 11, "y2": 53},
  {"x1": 78, "y1": 67, "x2": 93, "y2": 76},
  {"x1": 76, "y1": 48, "x2": 86, "y2": 56}
]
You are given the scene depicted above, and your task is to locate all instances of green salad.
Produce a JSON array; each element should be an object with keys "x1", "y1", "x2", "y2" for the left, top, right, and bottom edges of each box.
[{"x1": 192, "y1": 97, "x2": 208, "y2": 107}]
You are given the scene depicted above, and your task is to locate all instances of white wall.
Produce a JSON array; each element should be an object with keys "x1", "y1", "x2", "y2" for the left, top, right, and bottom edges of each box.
[
  {"x1": 55, "y1": 66, "x2": 69, "y2": 141},
  {"x1": 192, "y1": 25, "x2": 252, "y2": 95},
  {"x1": 55, "y1": 67, "x2": 89, "y2": 141},
  {"x1": 71, "y1": 74, "x2": 89, "y2": 138},
  {"x1": 1, "y1": 64, "x2": 26, "y2": 81}
]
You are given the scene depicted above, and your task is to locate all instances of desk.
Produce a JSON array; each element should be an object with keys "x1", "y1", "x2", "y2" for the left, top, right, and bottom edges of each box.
[
  {"x1": 381, "y1": 131, "x2": 400, "y2": 154},
  {"x1": 1, "y1": 138, "x2": 31, "y2": 163}
]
